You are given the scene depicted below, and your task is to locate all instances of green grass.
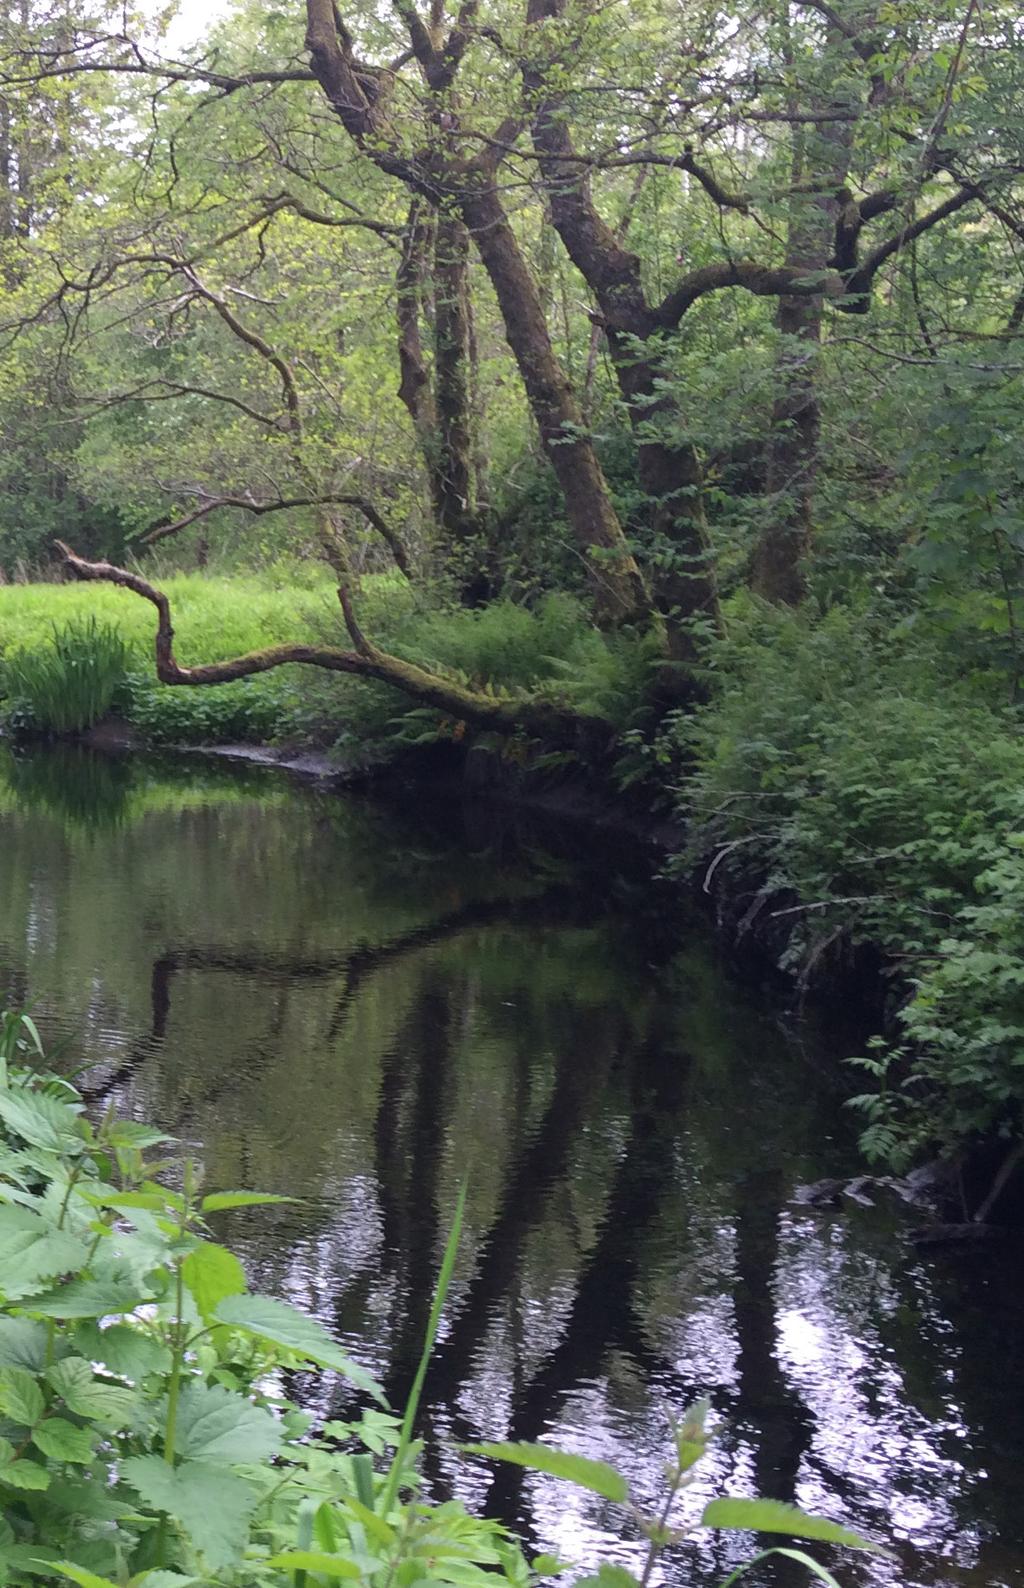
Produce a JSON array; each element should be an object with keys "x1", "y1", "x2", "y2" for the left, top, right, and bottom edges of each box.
[
  {"x1": 0, "y1": 571, "x2": 415, "y2": 750},
  {"x1": 0, "y1": 571, "x2": 654, "y2": 753},
  {"x1": 0, "y1": 571, "x2": 357, "y2": 664},
  {"x1": 4, "y1": 616, "x2": 130, "y2": 733}
]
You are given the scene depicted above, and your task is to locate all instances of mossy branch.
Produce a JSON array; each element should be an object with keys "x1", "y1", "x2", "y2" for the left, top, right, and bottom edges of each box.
[{"x1": 55, "y1": 543, "x2": 610, "y2": 750}]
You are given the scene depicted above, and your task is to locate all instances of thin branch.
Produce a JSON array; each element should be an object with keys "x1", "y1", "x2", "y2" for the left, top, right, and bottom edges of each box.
[{"x1": 140, "y1": 491, "x2": 411, "y2": 577}]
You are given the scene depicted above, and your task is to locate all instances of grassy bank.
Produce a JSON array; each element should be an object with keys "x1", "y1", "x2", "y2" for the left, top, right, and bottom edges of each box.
[
  {"x1": 0, "y1": 572, "x2": 398, "y2": 752},
  {"x1": 0, "y1": 574, "x2": 653, "y2": 759}
]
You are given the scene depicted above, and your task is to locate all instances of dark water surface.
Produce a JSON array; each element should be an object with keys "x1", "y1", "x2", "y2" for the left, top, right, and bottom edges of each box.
[{"x1": 0, "y1": 746, "x2": 1021, "y2": 1588}]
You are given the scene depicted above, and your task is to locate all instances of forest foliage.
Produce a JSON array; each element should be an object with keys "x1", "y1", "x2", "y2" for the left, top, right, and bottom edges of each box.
[{"x1": 0, "y1": 0, "x2": 1023, "y2": 1177}]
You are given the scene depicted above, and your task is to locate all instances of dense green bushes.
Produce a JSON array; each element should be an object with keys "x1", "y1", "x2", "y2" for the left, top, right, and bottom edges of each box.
[
  {"x1": 0, "y1": 1008, "x2": 876, "y2": 1588},
  {"x1": 676, "y1": 603, "x2": 1024, "y2": 1176}
]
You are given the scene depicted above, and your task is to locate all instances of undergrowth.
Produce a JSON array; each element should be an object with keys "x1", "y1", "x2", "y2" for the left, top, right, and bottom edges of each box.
[{"x1": 674, "y1": 600, "x2": 1024, "y2": 1177}]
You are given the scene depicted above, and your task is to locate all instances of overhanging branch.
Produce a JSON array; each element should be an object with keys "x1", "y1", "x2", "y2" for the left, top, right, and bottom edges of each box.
[{"x1": 55, "y1": 544, "x2": 607, "y2": 748}]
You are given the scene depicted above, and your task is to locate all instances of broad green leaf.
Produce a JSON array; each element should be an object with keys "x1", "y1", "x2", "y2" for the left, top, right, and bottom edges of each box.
[
  {"x1": 0, "y1": 1545, "x2": 62, "y2": 1576},
  {"x1": 574, "y1": 1572, "x2": 642, "y2": 1588},
  {"x1": 173, "y1": 1379, "x2": 281, "y2": 1463},
  {"x1": 201, "y1": 1192, "x2": 295, "y2": 1213},
  {"x1": 700, "y1": 1499, "x2": 880, "y2": 1551},
  {"x1": 53, "y1": 1565, "x2": 120, "y2": 1588},
  {"x1": 340, "y1": 1496, "x2": 395, "y2": 1546},
  {"x1": 77, "y1": 1190, "x2": 169, "y2": 1212},
  {"x1": 0, "y1": 1316, "x2": 50, "y2": 1370},
  {"x1": 0, "y1": 1459, "x2": 51, "y2": 1490},
  {"x1": 122, "y1": 1456, "x2": 257, "y2": 1569},
  {"x1": 214, "y1": 1294, "x2": 385, "y2": 1403},
  {"x1": 104, "y1": 1123, "x2": 173, "y2": 1150},
  {"x1": 73, "y1": 1323, "x2": 170, "y2": 1382},
  {"x1": 0, "y1": 1364, "x2": 44, "y2": 1425},
  {"x1": 265, "y1": 1554, "x2": 362, "y2": 1578},
  {"x1": 181, "y1": 1242, "x2": 245, "y2": 1322},
  {"x1": 25, "y1": 1276, "x2": 153, "y2": 1318},
  {"x1": 0, "y1": 1091, "x2": 83, "y2": 1153},
  {"x1": 47, "y1": 1357, "x2": 93, "y2": 1400},
  {"x1": 44, "y1": 1478, "x2": 135, "y2": 1521},
  {"x1": 0, "y1": 1206, "x2": 88, "y2": 1301},
  {"x1": 32, "y1": 1418, "x2": 95, "y2": 1464},
  {"x1": 461, "y1": 1443, "x2": 628, "y2": 1503},
  {"x1": 47, "y1": 1357, "x2": 135, "y2": 1427}
]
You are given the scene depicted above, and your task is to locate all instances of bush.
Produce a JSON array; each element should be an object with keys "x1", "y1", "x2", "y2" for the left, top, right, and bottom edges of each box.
[
  {"x1": 674, "y1": 602, "x2": 1024, "y2": 1171},
  {"x1": 0, "y1": 1007, "x2": 880, "y2": 1588},
  {"x1": 2, "y1": 618, "x2": 129, "y2": 734}
]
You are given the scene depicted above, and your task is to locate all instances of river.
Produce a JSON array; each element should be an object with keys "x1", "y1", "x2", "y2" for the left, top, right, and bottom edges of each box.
[{"x1": 0, "y1": 745, "x2": 1020, "y2": 1588}]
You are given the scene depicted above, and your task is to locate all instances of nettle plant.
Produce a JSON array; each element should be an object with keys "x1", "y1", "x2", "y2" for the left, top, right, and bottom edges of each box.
[{"x1": 0, "y1": 1010, "x2": 881, "y2": 1588}]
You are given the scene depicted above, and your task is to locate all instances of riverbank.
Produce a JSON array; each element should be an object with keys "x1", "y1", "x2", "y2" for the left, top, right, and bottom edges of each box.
[{"x1": 4, "y1": 575, "x2": 1024, "y2": 1211}]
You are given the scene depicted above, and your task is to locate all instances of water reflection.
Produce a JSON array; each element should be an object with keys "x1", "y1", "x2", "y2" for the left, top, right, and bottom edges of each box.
[{"x1": 0, "y1": 746, "x2": 1020, "y2": 1588}]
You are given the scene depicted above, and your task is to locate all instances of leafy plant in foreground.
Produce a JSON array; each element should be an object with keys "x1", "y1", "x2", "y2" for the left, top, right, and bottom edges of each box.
[{"x1": 0, "y1": 1008, "x2": 883, "y2": 1587}]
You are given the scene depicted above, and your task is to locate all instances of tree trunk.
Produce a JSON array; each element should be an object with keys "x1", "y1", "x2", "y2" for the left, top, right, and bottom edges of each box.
[
  {"x1": 752, "y1": 14, "x2": 857, "y2": 604},
  {"x1": 459, "y1": 180, "x2": 649, "y2": 626},
  {"x1": 433, "y1": 211, "x2": 475, "y2": 545},
  {"x1": 523, "y1": 0, "x2": 718, "y2": 663},
  {"x1": 396, "y1": 197, "x2": 480, "y2": 584},
  {"x1": 303, "y1": 0, "x2": 649, "y2": 629}
]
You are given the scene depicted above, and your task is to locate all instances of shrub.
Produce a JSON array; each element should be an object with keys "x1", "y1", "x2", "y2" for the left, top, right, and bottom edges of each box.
[
  {"x1": 0, "y1": 1007, "x2": 879, "y2": 1588},
  {"x1": 674, "y1": 602, "x2": 1024, "y2": 1171},
  {"x1": 2, "y1": 619, "x2": 129, "y2": 734}
]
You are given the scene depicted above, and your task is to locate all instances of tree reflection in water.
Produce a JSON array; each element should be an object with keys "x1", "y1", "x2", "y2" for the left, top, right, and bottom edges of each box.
[{"x1": 0, "y1": 746, "x2": 1020, "y2": 1588}]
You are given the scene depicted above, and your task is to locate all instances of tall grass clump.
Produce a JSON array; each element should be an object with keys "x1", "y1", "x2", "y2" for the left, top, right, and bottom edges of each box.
[
  {"x1": 0, "y1": 1004, "x2": 881, "y2": 1588},
  {"x1": 3, "y1": 617, "x2": 129, "y2": 734}
]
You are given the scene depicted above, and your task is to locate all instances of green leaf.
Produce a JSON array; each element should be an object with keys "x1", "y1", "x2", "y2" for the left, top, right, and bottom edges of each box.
[
  {"x1": 567, "y1": 1573, "x2": 639, "y2": 1588},
  {"x1": 213, "y1": 1294, "x2": 384, "y2": 1403},
  {"x1": 0, "y1": 1364, "x2": 44, "y2": 1425},
  {"x1": 264, "y1": 1554, "x2": 362, "y2": 1579},
  {"x1": 53, "y1": 1565, "x2": 120, "y2": 1588},
  {"x1": 200, "y1": 1192, "x2": 295, "y2": 1213},
  {"x1": 104, "y1": 1123, "x2": 173, "y2": 1150},
  {"x1": 122, "y1": 1456, "x2": 257, "y2": 1570},
  {"x1": 73, "y1": 1323, "x2": 170, "y2": 1382},
  {"x1": 173, "y1": 1379, "x2": 281, "y2": 1463},
  {"x1": 0, "y1": 1091, "x2": 82, "y2": 1153},
  {"x1": 25, "y1": 1277, "x2": 153, "y2": 1318},
  {"x1": 181, "y1": 1242, "x2": 245, "y2": 1322},
  {"x1": 32, "y1": 1418, "x2": 95, "y2": 1464},
  {"x1": 0, "y1": 1459, "x2": 51, "y2": 1490},
  {"x1": 133, "y1": 1574, "x2": 204, "y2": 1588},
  {"x1": 48, "y1": 1357, "x2": 135, "y2": 1427},
  {"x1": 0, "y1": 1544, "x2": 62, "y2": 1577},
  {"x1": 0, "y1": 1316, "x2": 50, "y2": 1370},
  {"x1": 461, "y1": 1443, "x2": 628, "y2": 1504},
  {"x1": 700, "y1": 1499, "x2": 881, "y2": 1551},
  {"x1": 0, "y1": 1206, "x2": 88, "y2": 1301}
]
